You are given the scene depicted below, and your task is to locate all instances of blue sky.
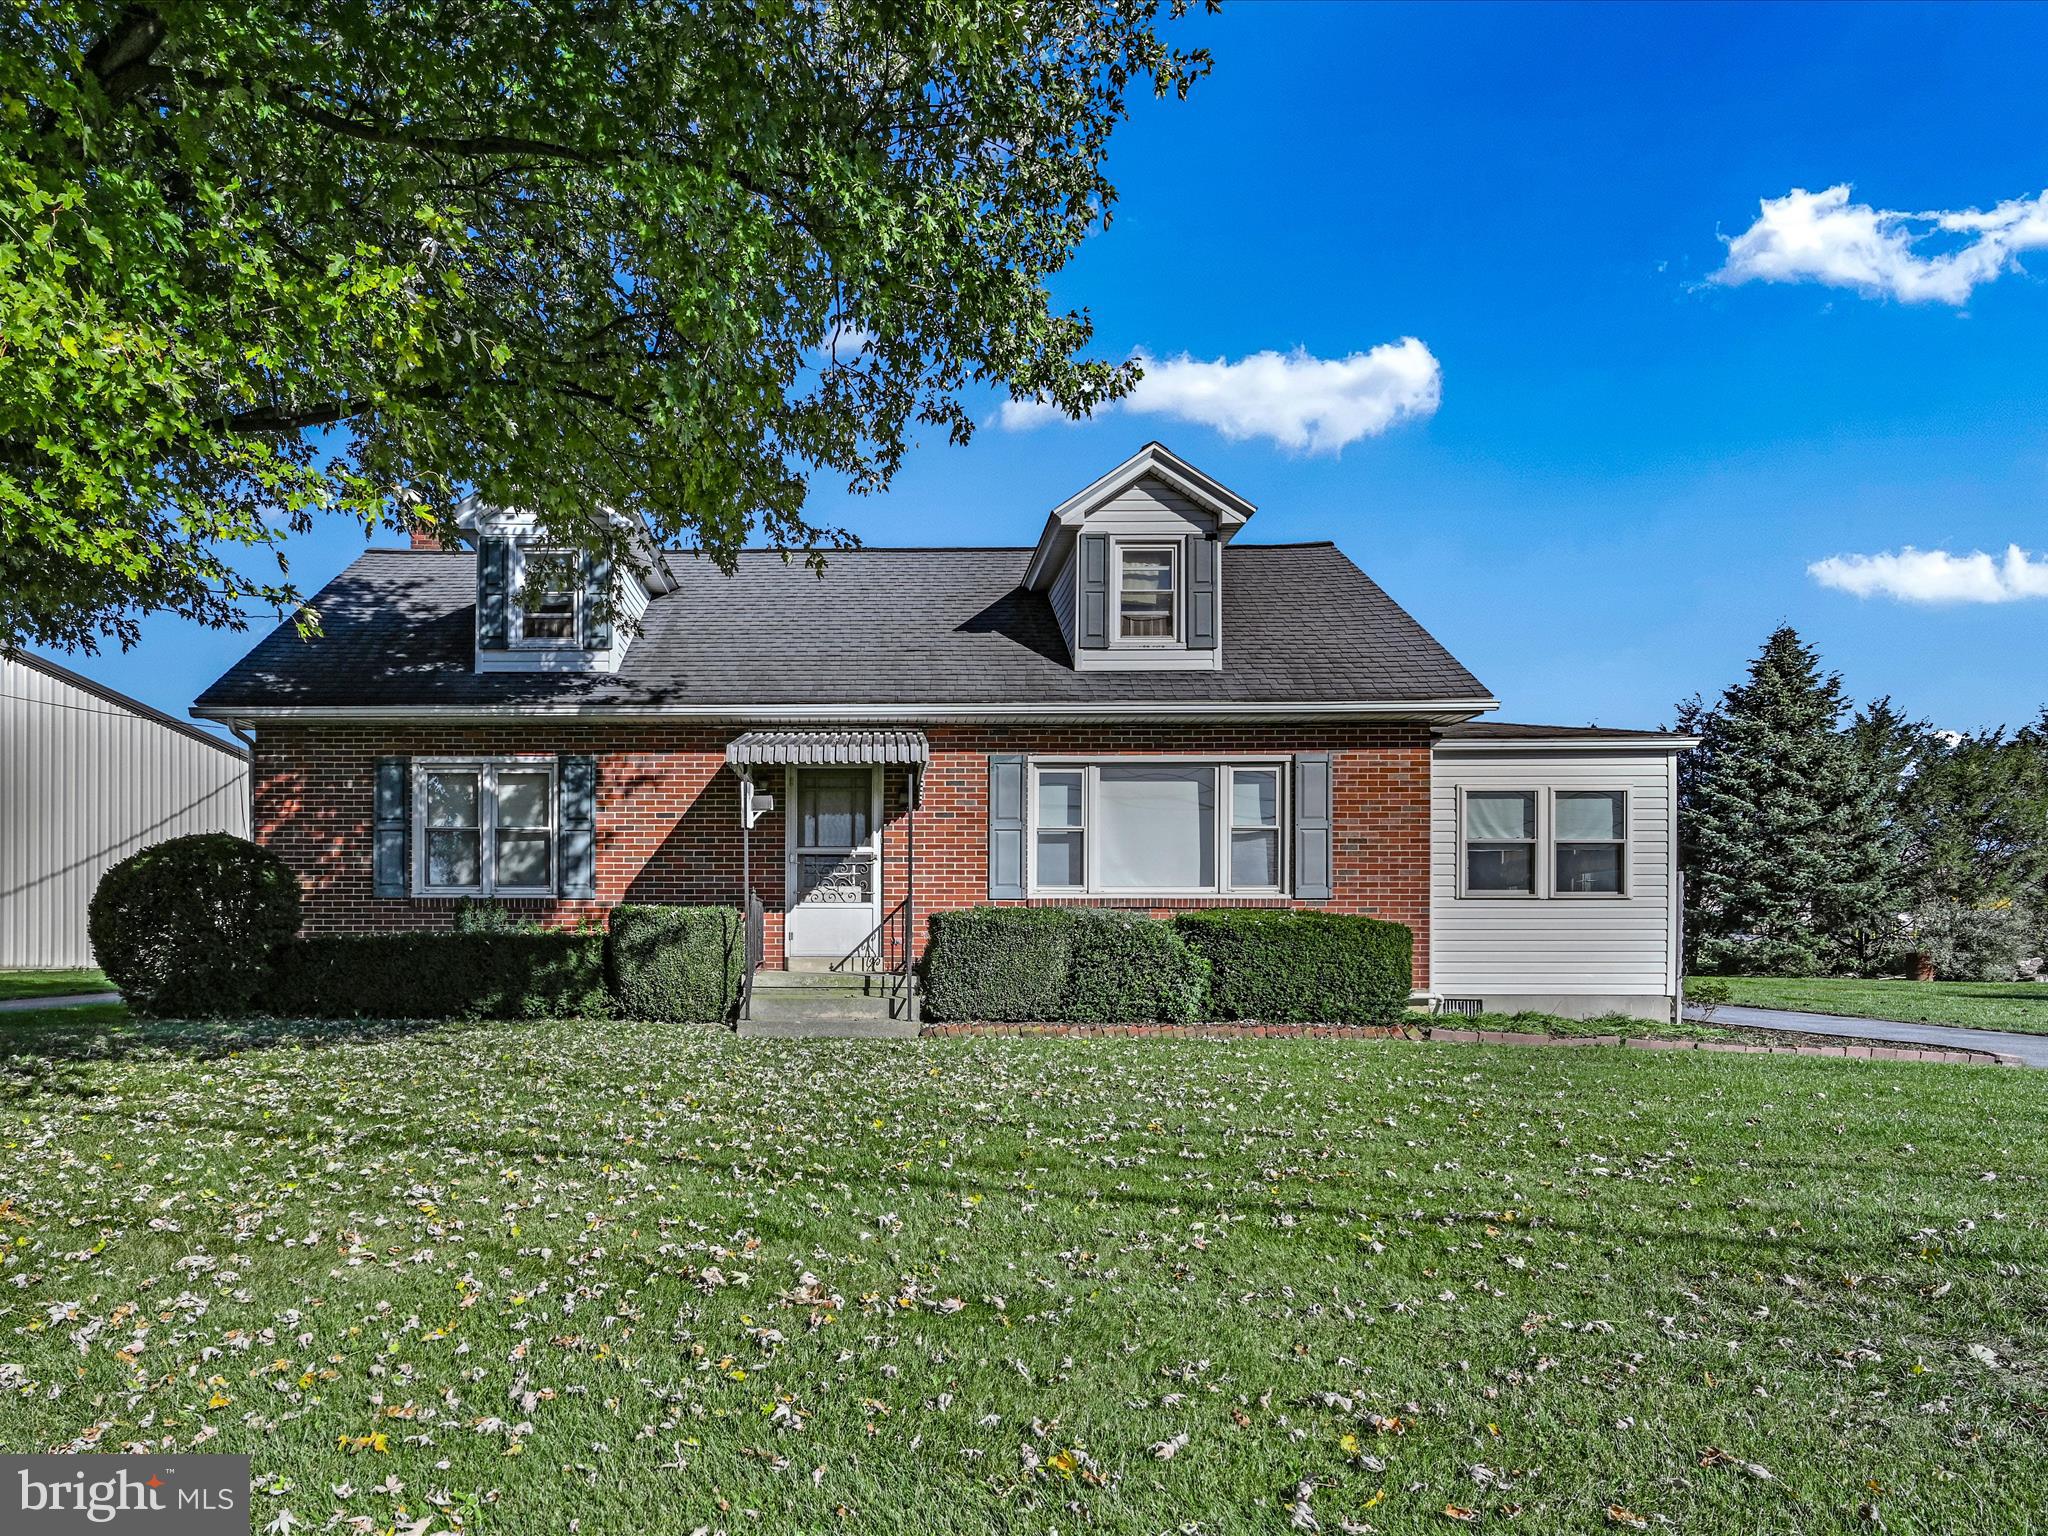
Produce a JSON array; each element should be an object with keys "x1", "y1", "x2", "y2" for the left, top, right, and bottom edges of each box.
[{"x1": 40, "y1": 2, "x2": 2048, "y2": 736}]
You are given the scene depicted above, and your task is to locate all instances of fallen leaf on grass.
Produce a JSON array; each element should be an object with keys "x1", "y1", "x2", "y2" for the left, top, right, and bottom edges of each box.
[{"x1": 1606, "y1": 1506, "x2": 1649, "y2": 1530}]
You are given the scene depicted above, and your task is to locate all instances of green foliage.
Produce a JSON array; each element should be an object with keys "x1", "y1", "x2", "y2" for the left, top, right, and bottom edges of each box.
[
  {"x1": 1061, "y1": 909, "x2": 1208, "y2": 1024},
  {"x1": 268, "y1": 932, "x2": 608, "y2": 1020},
  {"x1": 1173, "y1": 909, "x2": 1412, "y2": 1025},
  {"x1": 1685, "y1": 976, "x2": 1732, "y2": 1022},
  {"x1": 1679, "y1": 627, "x2": 1901, "y2": 975},
  {"x1": 606, "y1": 905, "x2": 743, "y2": 1023},
  {"x1": 86, "y1": 834, "x2": 301, "y2": 1017},
  {"x1": 0, "y1": 3, "x2": 1208, "y2": 652},
  {"x1": 1906, "y1": 899, "x2": 2035, "y2": 983},
  {"x1": 921, "y1": 907, "x2": 1206, "y2": 1024},
  {"x1": 451, "y1": 900, "x2": 547, "y2": 934}
]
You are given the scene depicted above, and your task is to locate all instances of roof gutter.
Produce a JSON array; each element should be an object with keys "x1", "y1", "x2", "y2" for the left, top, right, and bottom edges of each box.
[
  {"x1": 1434, "y1": 735, "x2": 1700, "y2": 752},
  {"x1": 195, "y1": 697, "x2": 1501, "y2": 726}
]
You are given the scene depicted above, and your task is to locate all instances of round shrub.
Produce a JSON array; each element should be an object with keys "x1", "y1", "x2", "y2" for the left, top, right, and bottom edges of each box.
[{"x1": 88, "y1": 834, "x2": 301, "y2": 1017}]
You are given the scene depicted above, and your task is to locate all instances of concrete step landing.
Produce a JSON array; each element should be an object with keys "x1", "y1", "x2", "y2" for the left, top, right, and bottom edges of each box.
[{"x1": 740, "y1": 969, "x2": 918, "y2": 1037}]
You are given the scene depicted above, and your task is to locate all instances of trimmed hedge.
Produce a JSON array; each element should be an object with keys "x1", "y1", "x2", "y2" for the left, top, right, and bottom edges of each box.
[
  {"x1": 1173, "y1": 909, "x2": 1412, "y2": 1025},
  {"x1": 267, "y1": 932, "x2": 609, "y2": 1020},
  {"x1": 607, "y1": 904, "x2": 743, "y2": 1022},
  {"x1": 922, "y1": 907, "x2": 1207, "y2": 1024},
  {"x1": 88, "y1": 834, "x2": 302, "y2": 1017}
]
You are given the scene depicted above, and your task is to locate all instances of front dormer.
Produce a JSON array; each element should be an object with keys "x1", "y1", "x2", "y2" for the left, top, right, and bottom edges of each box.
[
  {"x1": 466, "y1": 503, "x2": 674, "y2": 674},
  {"x1": 1021, "y1": 443, "x2": 1255, "y2": 672}
]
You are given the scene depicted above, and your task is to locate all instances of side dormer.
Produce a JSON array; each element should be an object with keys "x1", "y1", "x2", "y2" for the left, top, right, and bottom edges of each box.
[
  {"x1": 1020, "y1": 443, "x2": 1256, "y2": 672},
  {"x1": 463, "y1": 502, "x2": 676, "y2": 674}
]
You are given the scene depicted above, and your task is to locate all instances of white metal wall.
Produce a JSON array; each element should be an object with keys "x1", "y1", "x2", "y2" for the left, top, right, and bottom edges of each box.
[{"x1": 0, "y1": 656, "x2": 250, "y2": 969}]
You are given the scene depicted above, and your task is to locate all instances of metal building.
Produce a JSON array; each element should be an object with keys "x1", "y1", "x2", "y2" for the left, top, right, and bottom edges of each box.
[{"x1": 1, "y1": 651, "x2": 250, "y2": 969}]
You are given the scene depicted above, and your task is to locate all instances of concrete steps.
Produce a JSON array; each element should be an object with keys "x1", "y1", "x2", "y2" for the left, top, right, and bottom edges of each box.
[{"x1": 739, "y1": 970, "x2": 919, "y2": 1038}]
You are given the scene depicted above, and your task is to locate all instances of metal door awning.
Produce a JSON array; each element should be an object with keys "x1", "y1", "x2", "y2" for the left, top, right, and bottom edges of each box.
[{"x1": 724, "y1": 730, "x2": 930, "y2": 768}]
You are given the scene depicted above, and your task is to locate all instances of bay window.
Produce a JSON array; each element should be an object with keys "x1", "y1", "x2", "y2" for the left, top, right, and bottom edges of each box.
[
  {"x1": 1028, "y1": 760, "x2": 1285, "y2": 896},
  {"x1": 415, "y1": 758, "x2": 558, "y2": 896}
]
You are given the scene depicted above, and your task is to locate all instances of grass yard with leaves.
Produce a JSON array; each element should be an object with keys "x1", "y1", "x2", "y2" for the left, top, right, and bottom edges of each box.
[
  {"x1": 0, "y1": 967, "x2": 110, "y2": 1001},
  {"x1": 3, "y1": 1014, "x2": 2044, "y2": 1535},
  {"x1": 1709, "y1": 976, "x2": 2048, "y2": 1036}
]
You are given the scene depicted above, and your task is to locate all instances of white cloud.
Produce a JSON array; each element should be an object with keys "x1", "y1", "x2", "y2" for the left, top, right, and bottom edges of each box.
[
  {"x1": 1714, "y1": 184, "x2": 2048, "y2": 305},
  {"x1": 998, "y1": 337, "x2": 1442, "y2": 453},
  {"x1": 1809, "y1": 545, "x2": 2048, "y2": 603}
]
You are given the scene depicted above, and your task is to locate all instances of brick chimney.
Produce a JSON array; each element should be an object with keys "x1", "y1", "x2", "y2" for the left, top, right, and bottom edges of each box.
[{"x1": 409, "y1": 527, "x2": 446, "y2": 551}]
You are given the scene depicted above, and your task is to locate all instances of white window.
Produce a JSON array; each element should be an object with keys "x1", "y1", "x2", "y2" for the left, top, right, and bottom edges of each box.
[
  {"x1": 415, "y1": 759, "x2": 557, "y2": 896},
  {"x1": 1028, "y1": 759, "x2": 1286, "y2": 896},
  {"x1": 1555, "y1": 790, "x2": 1626, "y2": 895},
  {"x1": 1462, "y1": 790, "x2": 1536, "y2": 896},
  {"x1": 513, "y1": 548, "x2": 581, "y2": 646},
  {"x1": 1116, "y1": 543, "x2": 1178, "y2": 643}
]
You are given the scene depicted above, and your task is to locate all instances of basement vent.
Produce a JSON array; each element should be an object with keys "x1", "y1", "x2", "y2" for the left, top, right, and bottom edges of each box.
[{"x1": 1438, "y1": 998, "x2": 1484, "y2": 1018}]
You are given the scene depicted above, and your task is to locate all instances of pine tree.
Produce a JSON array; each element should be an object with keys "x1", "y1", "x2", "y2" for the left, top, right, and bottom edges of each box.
[{"x1": 1681, "y1": 628, "x2": 1901, "y2": 975}]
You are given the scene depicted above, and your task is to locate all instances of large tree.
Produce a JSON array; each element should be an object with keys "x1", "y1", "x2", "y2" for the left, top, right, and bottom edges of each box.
[
  {"x1": 1679, "y1": 626, "x2": 1900, "y2": 975},
  {"x1": 0, "y1": 1, "x2": 1209, "y2": 650}
]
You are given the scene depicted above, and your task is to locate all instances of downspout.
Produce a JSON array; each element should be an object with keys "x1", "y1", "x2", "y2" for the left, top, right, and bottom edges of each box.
[{"x1": 229, "y1": 719, "x2": 257, "y2": 836}]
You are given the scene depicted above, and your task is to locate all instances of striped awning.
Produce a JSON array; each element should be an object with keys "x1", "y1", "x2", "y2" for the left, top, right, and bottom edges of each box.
[{"x1": 724, "y1": 730, "x2": 930, "y2": 768}]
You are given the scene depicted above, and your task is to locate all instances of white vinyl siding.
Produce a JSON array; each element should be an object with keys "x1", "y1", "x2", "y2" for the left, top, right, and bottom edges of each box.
[
  {"x1": 1432, "y1": 745, "x2": 1679, "y2": 1004},
  {"x1": 1, "y1": 655, "x2": 250, "y2": 968},
  {"x1": 1047, "y1": 546, "x2": 1077, "y2": 655}
]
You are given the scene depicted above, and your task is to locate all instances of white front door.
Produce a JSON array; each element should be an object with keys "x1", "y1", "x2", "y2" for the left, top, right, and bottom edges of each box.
[{"x1": 784, "y1": 766, "x2": 882, "y2": 967}]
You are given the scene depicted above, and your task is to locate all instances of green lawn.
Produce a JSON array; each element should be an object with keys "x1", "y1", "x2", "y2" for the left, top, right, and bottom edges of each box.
[
  {"x1": 0, "y1": 966, "x2": 110, "y2": 1001},
  {"x1": 1707, "y1": 975, "x2": 2048, "y2": 1036},
  {"x1": 3, "y1": 1015, "x2": 2043, "y2": 1534}
]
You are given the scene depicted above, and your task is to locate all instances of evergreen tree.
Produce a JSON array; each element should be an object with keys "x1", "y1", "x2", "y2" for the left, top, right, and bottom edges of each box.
[{"x1": 1680, "y1": 627, "x2": 1900, "y2": 975}]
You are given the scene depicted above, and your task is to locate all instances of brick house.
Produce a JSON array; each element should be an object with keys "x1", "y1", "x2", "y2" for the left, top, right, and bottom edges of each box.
[{"x1": 195, "y1": 444, "x2": 1694, "y2": 1021}]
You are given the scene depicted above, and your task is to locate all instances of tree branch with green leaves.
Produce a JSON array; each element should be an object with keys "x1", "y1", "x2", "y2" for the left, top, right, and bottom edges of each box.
[{"x1": 1, "y1": 0, "x2": 1210, "y2": 650}]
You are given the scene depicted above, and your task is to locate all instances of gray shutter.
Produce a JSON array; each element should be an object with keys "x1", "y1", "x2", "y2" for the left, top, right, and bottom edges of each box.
[
  {"x1": 582, "y1": 551, "x2": 613, "y2": 652},
  {"x1": 476, "y1": 535, "x2": 511, "y2": 649},
  {"x1": 559, "y1": 754, "x2": 598, "y2": 898},
  {"x1": 1293, "y1": 752, "x2": 1333, "y2": 901},
  {"x1": 1078, "y1": 534, "x2": 1109, "y2": 650},
  {"x1": 1185, "y1": 534, "x2": 1218, "y2": 649},
  {"x1": 987, "y1": 753, "x2": 1027, "y2": 899},
  {"x1": 374, "y1": 757, "x2": 409, "y2": 898}
]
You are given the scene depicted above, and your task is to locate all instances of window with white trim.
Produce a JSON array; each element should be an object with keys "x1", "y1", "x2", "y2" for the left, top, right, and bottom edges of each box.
[
  {"x1": 1116, "y1": 543, "x2": 1178, "y2": 643},
  {"x1": 1554, "y1": 790, "x2": 1626, "y2": 895},
  {"x1": 513, "y1": 548, "x2": 581, "y2": 646},
  {"x1": 415, "y1": 759, "x2": 557, "y2": 896},
  {"x1": 1028, "y1": 760, "x2": 1286, "y2": 896},
  {"x1": 1462, "y1": 790, "x2": 1536, "y2": 895}
]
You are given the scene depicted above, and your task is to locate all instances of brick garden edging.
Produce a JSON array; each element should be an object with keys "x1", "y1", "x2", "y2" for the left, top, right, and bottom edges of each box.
[{"x1": 916, "y1": 1020, "x2": 2021, "y2": 1067}]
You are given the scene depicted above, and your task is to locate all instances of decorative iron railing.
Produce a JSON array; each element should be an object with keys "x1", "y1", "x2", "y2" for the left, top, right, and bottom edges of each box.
[
  {"x1": 741, "y1": 888, "x2": 765, "y2": 1021},
  {"x1": 831, "y1": 897, "x2": 916, "y2": 1019}
]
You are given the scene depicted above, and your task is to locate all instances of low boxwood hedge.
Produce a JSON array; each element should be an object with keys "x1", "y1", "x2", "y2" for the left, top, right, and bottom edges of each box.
[
  {"x1": 921, "y1": 906, "x2": 1206, "y2": 1024},
  {"x1": 607, "y1": 904, "x2": 743, "y2": 1022},
  {"x1": 1173, "y1": 909, "x2": 1412, "y2": 1025},
  {"x1": 267, "y1": 931, "x2": 609, "y2": 1020}
]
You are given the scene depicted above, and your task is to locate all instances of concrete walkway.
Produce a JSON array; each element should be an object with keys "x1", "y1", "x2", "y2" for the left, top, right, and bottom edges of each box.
[
  {"x1": 0, "y1": 991, "x2": 120, "y2": 1013},
  {"x1": 1692, "y1": 1002, "x2": 2048, "y2": 1069}
]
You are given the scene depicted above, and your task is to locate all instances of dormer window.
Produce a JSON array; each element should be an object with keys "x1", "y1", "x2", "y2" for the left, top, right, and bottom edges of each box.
[
  {"x1": 514, "y1": 549, "x2": 581, "y2": 646},
  {"x1": 1117, "y1": 543, "x2": 1178, "y2": 643}
]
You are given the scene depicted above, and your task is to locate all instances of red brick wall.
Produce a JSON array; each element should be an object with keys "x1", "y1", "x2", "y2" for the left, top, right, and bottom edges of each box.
[{"x1": 251, "y1": 720, "x2": 1434, "y2": 986}]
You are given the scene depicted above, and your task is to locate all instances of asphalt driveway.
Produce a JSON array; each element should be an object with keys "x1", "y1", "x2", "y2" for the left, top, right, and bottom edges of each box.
[{"x1": 1694, "y1": 1002, "x2": 2048, "y2": 1069}]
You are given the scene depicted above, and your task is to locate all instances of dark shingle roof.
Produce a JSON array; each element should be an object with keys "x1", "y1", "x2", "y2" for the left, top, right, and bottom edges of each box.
[
  {"x1": 194, "y1": 543, "x2": 1490, "y2": 714},
  {"x1": 1437, "y1": 722, "x2": 1687, "y2": 743}
]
